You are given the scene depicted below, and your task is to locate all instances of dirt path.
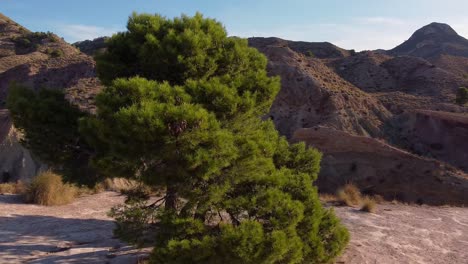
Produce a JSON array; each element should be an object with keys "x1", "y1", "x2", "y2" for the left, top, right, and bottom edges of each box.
[
  {"x1": 1, "y1": 192, "x2": 467, "y2": 264},
  {"x1": 0, "y1": 192, "x2": 150, "y2": 264},
  {"x1": 334, "y1": 203, "x2": 468, "y2": 264}
]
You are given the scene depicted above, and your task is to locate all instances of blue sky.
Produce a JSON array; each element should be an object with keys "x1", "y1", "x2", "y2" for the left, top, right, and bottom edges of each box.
[{"x1": 1, "y1": 0, "x2": 468, "y2": 51}]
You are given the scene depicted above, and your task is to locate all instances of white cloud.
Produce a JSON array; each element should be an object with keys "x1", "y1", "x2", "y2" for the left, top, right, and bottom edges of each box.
[{"x1": 55, "y1": 24, "x2": 122, "y2": 43}]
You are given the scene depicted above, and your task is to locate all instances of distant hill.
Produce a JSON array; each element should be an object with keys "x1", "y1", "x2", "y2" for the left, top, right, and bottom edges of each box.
[
  {"x1": 390, "y1": 22, "x2": 468, "y2": 58},
  {"x1": 73, "y1": 37, "x2": 109, "y2": 56}
]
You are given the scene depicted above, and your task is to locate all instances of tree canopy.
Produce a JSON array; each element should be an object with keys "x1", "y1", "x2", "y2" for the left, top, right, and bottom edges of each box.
[
  {"x1": 8, "y1": 12, "x2": 349, "y2": 263},
  {"x1": 83, "y1": 12, "x2": 349, "y2": 263},
  {"x1": 7, "y1": 84, "x2": 96, "y2": 185}
]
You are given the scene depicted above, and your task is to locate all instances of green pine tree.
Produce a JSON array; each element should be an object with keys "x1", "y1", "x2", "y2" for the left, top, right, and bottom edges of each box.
[
  {"x1": 82, "y1": 12, "x2": 349, "y2": 263},
  {"x1": 455, "y1": 87, "x2": 468, "y2": 105}
]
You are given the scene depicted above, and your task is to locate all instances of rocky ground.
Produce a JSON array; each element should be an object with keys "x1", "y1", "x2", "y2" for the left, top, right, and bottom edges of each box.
[
  {"x1": 1, "y1": 192, "x2": 467, "y2": 264},
  {"x1": 0, "y1": 192, "x2": 150, "y2": 264},
  {"x1": 335, "y1": 203, "x2": 468, "y2": 264}
]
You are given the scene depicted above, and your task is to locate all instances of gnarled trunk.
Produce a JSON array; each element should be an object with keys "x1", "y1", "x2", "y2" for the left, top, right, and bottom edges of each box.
[{"x1": 165, "y1": 185, "x2": 178, "y2": 211}]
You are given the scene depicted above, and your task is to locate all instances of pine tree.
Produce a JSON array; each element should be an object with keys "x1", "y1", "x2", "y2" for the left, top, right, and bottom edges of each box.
[
  {"x1": 9, "y1": 12, "x2": 349, "y2": 263},
  {"x1": 455, "y1": 87, "x2": 468, "y2": 105},
  {"x1": 83, "y1": 12, "x2": 349, "y2": 263}
]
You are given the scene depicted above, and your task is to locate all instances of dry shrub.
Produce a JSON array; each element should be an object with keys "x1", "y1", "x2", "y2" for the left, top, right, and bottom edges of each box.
[
  {"x1": 101, "y1": 178, "x2": 139, "y2": 192},
  {"x1": 25, "y1": 171, "x2": 77, "y2": 206},
  {"x1": 337, "y1": 184, "x2": 362, "y2": 206},
  {"x1": 0, "y1": 181, "x2": 26, "y2": 194},
  {"x1": 373, "y1": 194, "x2": 385, "y2": 204},
  {"x1": 360, "y1": 196, "x2": 377, "y2": 213}
]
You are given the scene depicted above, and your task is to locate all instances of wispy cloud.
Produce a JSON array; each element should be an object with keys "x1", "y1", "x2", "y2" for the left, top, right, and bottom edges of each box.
[
  {"x1": 55, "y1": 24, "x2": 122, "y2": 43},
  {"x1": 355, "y1": 17, "x2": 405, "y2": 26}
]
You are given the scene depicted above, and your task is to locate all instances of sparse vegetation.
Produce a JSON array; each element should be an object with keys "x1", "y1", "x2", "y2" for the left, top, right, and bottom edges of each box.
[
  {"x1": 360, "y1": 196, "x2": 377, "y2": 213},
  {"x1": 455, "y1": 87, "x2": 468, "y2": 105},
  {"x1": 0, "y1": 181, "x2": 26, "y2": 194},
  {"x1": 12, "y1": 31, "x2": 58, "y2": 52},
  {"x1": 306, "y1": 50, "x2": 315, "y2": 57},
  {"x1": 337, "y1": 184, "x2": 379, "y2": 212},
  {"x1": 25, "y1": 171, "x2": 77, "y2": 206},
  {"x1": 47, "y1": 48, "x2": 64, "y2": 58},
  {"x1": 337, "y1": 183, "x2": 362, "y2": 206}
]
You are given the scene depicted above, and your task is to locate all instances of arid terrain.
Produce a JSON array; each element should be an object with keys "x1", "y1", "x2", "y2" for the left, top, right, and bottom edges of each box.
[
  {"x1": 1, "y1": 11, "x2": 468, "y2": 264},
  {"x1": 334, "y1": 203, "x2": 468, "y2": 264},
  {"x1": 1, "y1": 192, "x2": 467, "y2": 264},
  {"x1": 1, "y1": 13, "x2": 467, "y2": 204},
  {"x1": 0, "y1": 192, "x2": 150, "y2": 264}
]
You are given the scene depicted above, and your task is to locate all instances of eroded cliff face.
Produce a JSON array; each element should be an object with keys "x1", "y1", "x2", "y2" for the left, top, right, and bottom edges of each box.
[
  {"x1": 293, "y1": 127, "x2": 468, "y2": 206},
  {"x1": 0, "y1": 110, "x2": 46, "y2": 183},
  {"x1": 393, "y1": 110, "x2": 468, "y2": 172}
]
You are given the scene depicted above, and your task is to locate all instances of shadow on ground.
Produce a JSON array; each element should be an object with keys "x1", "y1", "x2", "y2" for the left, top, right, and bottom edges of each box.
[{"x1": 0, "y1": 192, "x2": 150, "y2": 264}]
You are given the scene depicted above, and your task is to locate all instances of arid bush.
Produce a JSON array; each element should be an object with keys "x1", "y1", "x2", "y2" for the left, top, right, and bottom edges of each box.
[
  {"x1": 337, "y1": 183, "x2": 362, "y2": 206},
  {"x1": 456, "y1": 87, "x2": 468, "y2": 105},
  {"x1": 0, "y1": 181, "x2": 26, "y2": 194},
  {"x1": 46, "y1": 48, "x2": 64, "y2": 58},
  {"x1": 25, "y1": 171, "x2": 77, "y2": 206},
  {"x1": 360, "y1": 196, "x2": 377, "y2": 213}
]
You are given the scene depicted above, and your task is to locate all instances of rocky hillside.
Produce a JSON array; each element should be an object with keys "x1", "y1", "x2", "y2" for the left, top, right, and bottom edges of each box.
[
  {"x1": 249, "y1": 38, "x2": 391, "y2": 138},
  {"x1": 0, "y1": 13, "x2": 101, "y2": 182},
  {"x1": 390, "y1": 22, "x2": 468, "y2": 79},
  {"x1": 73, "y1": 36, "x2": 109, "y2": 56},
  {"x1": 249, "y1": 23, "x2": 468, "y2": 205},
  {"x1": 390, "y1": 22, "x2": 468, "y2": 58}
]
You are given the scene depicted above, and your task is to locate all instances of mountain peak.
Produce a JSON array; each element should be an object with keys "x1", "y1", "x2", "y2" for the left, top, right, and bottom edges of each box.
[
  {"x1": 390, "y1": 22, "x2": 468, "y2": 58},
  {"x1": 415, "y1": 22, "x2": 458, "y2": 37}
]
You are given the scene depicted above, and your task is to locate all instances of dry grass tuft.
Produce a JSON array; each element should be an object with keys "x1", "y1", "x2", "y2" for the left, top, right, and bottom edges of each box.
[
  {"x1": 320, "y1": 193, "x2": 339, "y2": 203},
  {"x1": 360, "y1": 196, "x2": 377, "y2": 213},
  {"x1": 0, "y1": 181, "x2": 26, "y2": 194},
  {"x1": 25, "y1": 171, "x2": 77, "y2": 206},
  {"x1": 100, "y1": 178, "x2": 139, "y2": 192},
  {"x1": 337, "y1": 184, "x2": 362, "y2": 206}
]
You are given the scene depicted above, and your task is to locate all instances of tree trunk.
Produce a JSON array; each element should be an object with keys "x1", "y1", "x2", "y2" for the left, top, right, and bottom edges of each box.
[{"x1": 165, "y1": 185, "x2": 178, "y2": 211}]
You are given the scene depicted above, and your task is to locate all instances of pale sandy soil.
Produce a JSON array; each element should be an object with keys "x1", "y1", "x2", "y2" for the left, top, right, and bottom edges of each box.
[
  {"x1": 334, "y1": 203, "x2": 468, "y2": 264},
  {"x1": 1, "y1": 192, "x2": 467, "y2": 264},
  {"x1": 0, "y1": 192, "x2": 150, "y2": 264}
]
